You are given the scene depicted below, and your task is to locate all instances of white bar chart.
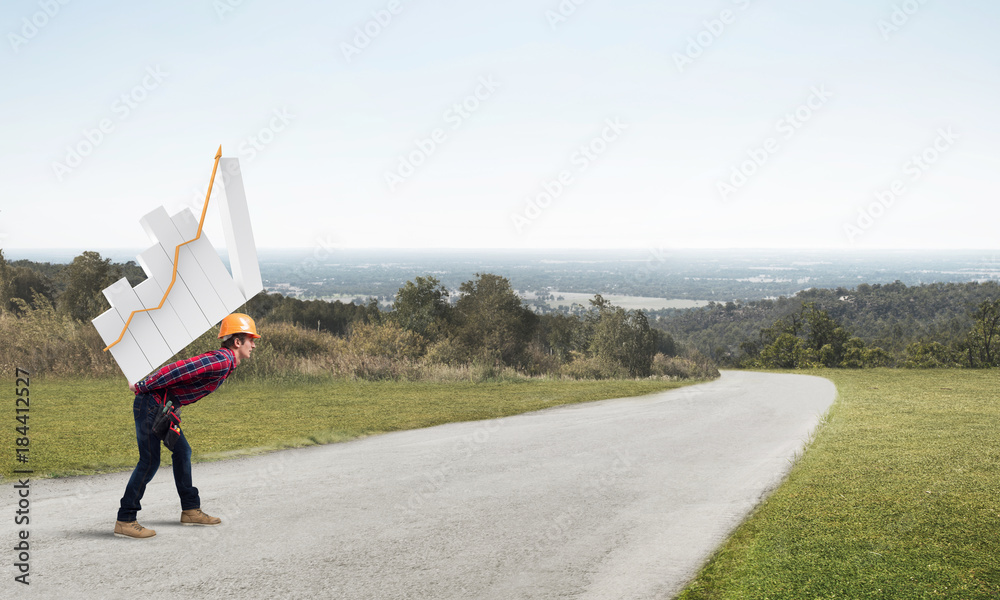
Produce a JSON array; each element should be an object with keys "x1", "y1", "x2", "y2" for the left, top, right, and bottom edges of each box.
[{"x1": 92, "y1": 155, "x2": 264, "y2": 383}]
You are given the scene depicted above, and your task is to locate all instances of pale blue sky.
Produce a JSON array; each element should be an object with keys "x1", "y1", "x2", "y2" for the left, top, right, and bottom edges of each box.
[{"x1": 1, "y1": 0, "x2": 998, "y2": 252}]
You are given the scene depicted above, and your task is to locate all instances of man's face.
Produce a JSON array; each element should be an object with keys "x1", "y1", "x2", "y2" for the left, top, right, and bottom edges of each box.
[{"x1": 233, "y1": 336, "x2": 256, "y2": 365}]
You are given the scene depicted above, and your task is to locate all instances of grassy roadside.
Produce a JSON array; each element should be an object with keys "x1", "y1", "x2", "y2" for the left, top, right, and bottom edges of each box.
[
  {"x1": 678, "y1": 369, "x2": 1000, "y2": 599},
  {"x1": 1, "y1": 375, "x2": 695, "y2": 480}
]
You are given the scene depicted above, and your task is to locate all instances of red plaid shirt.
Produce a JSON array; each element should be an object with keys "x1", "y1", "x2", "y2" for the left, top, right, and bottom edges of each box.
[{"x1": 134, "y1": 348, "x2": 237, "y2": 406}]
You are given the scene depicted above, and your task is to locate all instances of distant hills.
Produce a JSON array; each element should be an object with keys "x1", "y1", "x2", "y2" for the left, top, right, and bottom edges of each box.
[{"x1": 6, "y1": 247, "x2": 999, "y2": 306}]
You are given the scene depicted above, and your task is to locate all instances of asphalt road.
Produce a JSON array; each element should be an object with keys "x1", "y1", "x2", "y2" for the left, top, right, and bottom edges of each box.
[{"x1": 6, "y1": 370, "x2": 835, "y2": 599}]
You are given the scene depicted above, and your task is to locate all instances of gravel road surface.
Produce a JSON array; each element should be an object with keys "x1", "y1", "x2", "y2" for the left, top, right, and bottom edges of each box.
[{"x1": 5, "y1": 370, "x2": 835, "y2": 599}]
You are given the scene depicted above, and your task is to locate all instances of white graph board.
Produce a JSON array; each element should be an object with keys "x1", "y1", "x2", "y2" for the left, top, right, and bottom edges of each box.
[{"x1": 92, "y1": 156, "x2": 263, "y2": 383}]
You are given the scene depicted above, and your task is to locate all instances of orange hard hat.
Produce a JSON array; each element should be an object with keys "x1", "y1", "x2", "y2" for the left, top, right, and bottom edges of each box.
[{"x1": 218, "y1": 313, "x2": 261, "y2": 339}]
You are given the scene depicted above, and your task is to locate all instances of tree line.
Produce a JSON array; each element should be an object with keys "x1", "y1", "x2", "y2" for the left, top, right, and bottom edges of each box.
[
  {"x1": 654, "y1": 281, "x2": 1000, "y2": 368},
  {"x1": 9, "y1": 250, "x2": 996, "y2": 374},
  {"x1": 0, "y1": 251, "x2": 714, "y2": 380},
  {"x1": 246, "y1": 274, "x2": 695, "y2": 378}
]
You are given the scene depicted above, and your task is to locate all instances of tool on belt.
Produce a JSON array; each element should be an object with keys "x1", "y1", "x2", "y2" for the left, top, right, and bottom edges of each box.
[{"x1": 151, "y1": 393, "x2": 182, "y2": 450}]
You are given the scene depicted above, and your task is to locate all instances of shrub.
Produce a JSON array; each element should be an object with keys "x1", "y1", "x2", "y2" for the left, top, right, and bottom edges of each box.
[
  {"x1": 334, "y1": 354, "x2": 422, "y2": 381},
  {"x1": 1, "y1": 299, "x2": 720, "y2": 383},
  {"x1": 523, "y1": 342, "x2": 562, "y2": 377},
  {"x1": 0, "y1": 295, "x2": 118, "y2": 377},
  {"x1": 469, "y1": 359, "x2": 526, "y2": 383},
  {"x1": 561, "y1": 356, "x2": 626, "y2": 380},
  {"x1": 840, "y1": 338, "x2": 892, "y2": 368},
  {"x1": 347, "y1": 321, "x2": 425, "y2": 359},
  {"x1": 258, "y1": 320, "x2": 343, "y2": 357},
  {"x1": 651, "y1": 352, "x2": 721, "y2": 380},
  {"x1": 588, "y1": 306, "x2": 656, "y2": 377},
  {"x1": 424, "y1": 337, "x2": 468, "y2": 365},
  {"x1": 757, "y1": 333, "x2": 816, "y2": 369},
  {"x1": 901, "y1": 340, "x2": 961, "y2": 368}
]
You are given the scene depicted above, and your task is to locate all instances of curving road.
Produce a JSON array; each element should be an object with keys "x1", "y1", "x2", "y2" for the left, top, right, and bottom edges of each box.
[{"x1": 6, "y1": 371, "x2": 835, "y2": 599}]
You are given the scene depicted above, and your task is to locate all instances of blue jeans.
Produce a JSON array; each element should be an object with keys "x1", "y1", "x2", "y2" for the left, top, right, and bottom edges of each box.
[{"x1": 117, "y1": 392, "x2": 200, "y2": 522}]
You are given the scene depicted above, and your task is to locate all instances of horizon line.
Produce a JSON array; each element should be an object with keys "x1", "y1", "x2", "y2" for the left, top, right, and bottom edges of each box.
[{"x1": 5, "y1": 246, "x2": 1000, "y2": 253}]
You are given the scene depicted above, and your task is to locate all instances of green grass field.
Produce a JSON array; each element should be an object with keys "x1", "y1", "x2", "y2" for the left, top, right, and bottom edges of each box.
[
  {"x1": 1, "y1": 375, "x2": 689, "y2": 479},
  {"x1": 8, "y1": 369, "x2": 998, "y2": 597},
  {"x1": 678, "y1": 369, "x2": 1000, "y2": 599}
]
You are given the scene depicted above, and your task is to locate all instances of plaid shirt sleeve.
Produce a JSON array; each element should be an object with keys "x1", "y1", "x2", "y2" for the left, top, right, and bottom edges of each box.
[{"x1": 134, "y1": 350, "x2": 233, "y2": 395}]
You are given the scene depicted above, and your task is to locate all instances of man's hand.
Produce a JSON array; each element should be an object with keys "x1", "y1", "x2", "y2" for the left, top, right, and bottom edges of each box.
[{"x1": 129, "y1": 382, "x2": 136, "y2": 393}]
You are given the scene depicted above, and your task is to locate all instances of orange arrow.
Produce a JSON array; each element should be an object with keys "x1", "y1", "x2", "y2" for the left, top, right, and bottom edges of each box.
[{"x1": 104, "y1": 146, "x2": 223, "y2": 352}]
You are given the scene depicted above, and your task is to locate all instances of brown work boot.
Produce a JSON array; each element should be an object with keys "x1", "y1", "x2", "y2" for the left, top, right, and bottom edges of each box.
[
  {"x1": 180, "y1": 508, "x2": 222, "y2": 526},
  {"x1": 114, "y1": 520, "x2": 156, "y2": 539}
]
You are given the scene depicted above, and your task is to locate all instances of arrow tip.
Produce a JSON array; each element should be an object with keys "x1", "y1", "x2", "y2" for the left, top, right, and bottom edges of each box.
[{"x1": 215, "y1": 145, "x2": 222, "y2": 159}]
